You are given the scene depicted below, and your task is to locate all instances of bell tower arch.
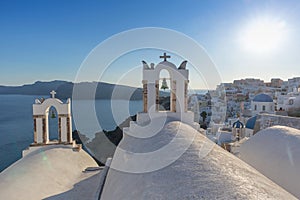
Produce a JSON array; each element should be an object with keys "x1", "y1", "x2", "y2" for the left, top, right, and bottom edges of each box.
[
  {"x1": 32, "y1": 91, "x2": 72, "y2": 145},
  {"x1": 138, "y1": 53, "x2": 198, "y2": 129}
]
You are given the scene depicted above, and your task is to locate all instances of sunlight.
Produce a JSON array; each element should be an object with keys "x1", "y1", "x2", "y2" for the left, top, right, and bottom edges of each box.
[{"x1": 239, "y1": 17, "x2": 287, "y2": 54}]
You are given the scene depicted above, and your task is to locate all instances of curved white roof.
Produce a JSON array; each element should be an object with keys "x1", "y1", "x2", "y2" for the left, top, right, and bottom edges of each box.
[
  {"x1": 158, "y1": 61, "x2": 177, "y2": 70},
  {"x1": 0, "y1": 145, "x2": 100, "y2": 200},
  {"x1": 240, "y1": 126, "x2": 300, "y2": 198},
  {"x1": 101, "y1": 121, "x2": 295, "y2": 199}
]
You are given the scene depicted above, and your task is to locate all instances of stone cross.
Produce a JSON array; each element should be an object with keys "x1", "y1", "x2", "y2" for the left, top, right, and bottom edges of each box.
[
  {"x1": 160, "y1": 53, "x2": 171, "y2": 61},
  {"x1": 50, "y1": 90, "x2": 56, "y2": 98}
]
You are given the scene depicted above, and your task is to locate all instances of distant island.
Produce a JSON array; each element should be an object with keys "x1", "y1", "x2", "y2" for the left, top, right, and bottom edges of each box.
[{"x1": 0, "y1": 80, "x2": 147, "y2": 100}]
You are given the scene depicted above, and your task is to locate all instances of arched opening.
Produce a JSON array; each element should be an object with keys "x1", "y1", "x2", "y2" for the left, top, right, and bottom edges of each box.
[
  {"x1": 47, "y1": 106, "x2": 59, "y2": 142},
  {"x1": 158, "y1": 69, "x2": 171, "y2": 111}
]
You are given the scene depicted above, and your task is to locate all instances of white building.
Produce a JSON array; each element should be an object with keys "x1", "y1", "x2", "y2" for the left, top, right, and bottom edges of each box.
[
  {"x1": 283, "y1": 88, "x2": 300, "y2": 111},
  {"x1": 210, "y1": 97, "x2": 226, "y2": 124},
  {"x1": 251, "y1": 93, "x2": 274, "y2": 116},
  {"x1": 284, "y1": 96, "x2": 300, "y2": 111},
  {"x1": 287, "y1": 77, "x2": 300, "y2": 92},
  {"x1": 276, "y1": 87, "x2": 300, "y2": 112}
]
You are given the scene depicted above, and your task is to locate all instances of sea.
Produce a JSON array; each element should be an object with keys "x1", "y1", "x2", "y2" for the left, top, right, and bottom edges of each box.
[{"x1": 0, "y1": 95, "x2": 143, "y2": 172}]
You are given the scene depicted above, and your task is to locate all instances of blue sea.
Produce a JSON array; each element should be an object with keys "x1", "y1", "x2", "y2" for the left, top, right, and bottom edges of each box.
[{"x1": 0, "y1": 95, "x2": 143, "y2": 172}]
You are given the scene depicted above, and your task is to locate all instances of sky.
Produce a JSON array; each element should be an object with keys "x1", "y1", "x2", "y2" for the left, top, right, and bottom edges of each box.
[{"x1": 1, "y1": 0, "x2": 300, "y2": 89}]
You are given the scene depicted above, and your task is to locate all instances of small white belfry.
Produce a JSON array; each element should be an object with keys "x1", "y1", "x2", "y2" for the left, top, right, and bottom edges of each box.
[
  {"x1": 32, "y1": 91, "x2": 72, "y2": 145},
  {"x1": 136, "y1": 53, "x2": 199, "y2": 128},
  {"x1": 232, "y1": 120, "x2": 245, "y2": 140}
]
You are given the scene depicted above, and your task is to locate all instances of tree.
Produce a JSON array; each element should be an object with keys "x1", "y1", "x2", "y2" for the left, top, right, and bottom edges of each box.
[{"x1": 200, "y1": 111, "x2": 207, "y2": 122}]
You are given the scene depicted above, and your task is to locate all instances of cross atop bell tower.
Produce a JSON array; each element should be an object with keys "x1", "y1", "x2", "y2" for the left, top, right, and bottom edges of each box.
[
  {"x1": 159, "y1": 52, "x2": 171, "y2": 61},
  {"x1": 50, "y1": 90, "x2": 56, "y2": 98}
]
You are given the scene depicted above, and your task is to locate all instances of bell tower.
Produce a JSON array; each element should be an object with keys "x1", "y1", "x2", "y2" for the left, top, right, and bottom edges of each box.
[{"x1": 137, "y1": 53, "x2": 199, "y2": 129}]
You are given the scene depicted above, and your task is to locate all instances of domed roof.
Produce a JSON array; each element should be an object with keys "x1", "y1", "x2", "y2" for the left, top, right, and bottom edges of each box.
[
  {"x1": 158, "y1": 61, "x2": 177, "y2": 70},
  {"x1": 253, "y1": 93, "x2": 273, "y2": 102},
  {"x1": 0, "y1": 145, "x2": 99, "y2": 199},
  {"x1": 240, "y1": 126, "x2": 300, "y2": 198},
  {"x1": 101, "y1": 121, "x2": 295, "y2": 199},
  {"x1": 232, "y1": 120, "x2": 244, "y2": 128},
  {"x1": 246, "y1": 115, "x2": 257, "y2": 129}
]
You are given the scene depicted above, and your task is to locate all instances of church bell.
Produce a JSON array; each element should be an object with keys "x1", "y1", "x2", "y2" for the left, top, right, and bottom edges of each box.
[
  {"x1": 51, "y1": 110, "x2": 56, "y2": 118},
  {"x1": 161, "y1": 78, "x2": 169, "y2": 90}
]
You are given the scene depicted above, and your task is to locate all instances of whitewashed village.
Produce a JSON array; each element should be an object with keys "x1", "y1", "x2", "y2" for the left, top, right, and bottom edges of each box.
[
  {"x1": 0, "y1": 54, "x2": 300, "y2": 199},
  {"x1": 190, "y1": 76, "x2": 300, "y2": 144}
]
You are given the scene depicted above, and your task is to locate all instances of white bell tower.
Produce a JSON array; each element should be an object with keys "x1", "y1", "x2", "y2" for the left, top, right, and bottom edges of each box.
[
  {"x1": 32, "y1": 91, "x2": 72, "y2": 145},
  {"x1": 136, "y1": 53, "x2": 199, "y2": 128}
]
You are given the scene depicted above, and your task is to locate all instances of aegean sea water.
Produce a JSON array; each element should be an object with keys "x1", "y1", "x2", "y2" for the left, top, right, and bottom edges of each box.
[{"x1": 0, "y1": 95, "x2": 143, "y2": 172}]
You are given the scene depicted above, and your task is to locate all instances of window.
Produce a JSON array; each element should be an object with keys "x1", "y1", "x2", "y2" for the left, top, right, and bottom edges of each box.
[
  {"x1": 289, "y1": 99, "x2": 294, "y2": 105},
  {"x1": 254, "y1": 105, "x2": 257, "y2": 110},
  {"x1": 262, "y1": 105, "x2": 266, "y2": 111}
]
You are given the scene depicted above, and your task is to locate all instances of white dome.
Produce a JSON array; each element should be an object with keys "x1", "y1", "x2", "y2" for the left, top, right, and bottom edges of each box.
[
  {"x1": 101, "y1": 121, "x2": 295, "y2": 199},
  {"x1": 0, "y1": 145, "x2": 100, "y2": 200},
  {"x1": 240, "y1": 126, "x2": 300, "y2": 198}
]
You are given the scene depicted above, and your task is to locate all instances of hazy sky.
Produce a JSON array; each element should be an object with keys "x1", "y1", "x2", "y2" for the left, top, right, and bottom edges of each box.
[{"x1": 1, "y1": 0, "x2": 300, "y2": 89}]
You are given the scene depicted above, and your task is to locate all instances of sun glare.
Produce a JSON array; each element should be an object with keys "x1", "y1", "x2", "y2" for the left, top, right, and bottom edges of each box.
[{"x1": 239, "y1": 17, "x2": 287, "y2": 54}]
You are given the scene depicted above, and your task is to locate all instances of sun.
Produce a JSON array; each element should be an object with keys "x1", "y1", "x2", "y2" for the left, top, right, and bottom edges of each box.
[{"x1": 239, "y1": 17, "x2": 287, "y2": 54}]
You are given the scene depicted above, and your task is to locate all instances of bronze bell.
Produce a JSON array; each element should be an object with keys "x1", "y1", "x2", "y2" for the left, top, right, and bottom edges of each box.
[{"x1": 160, "y1": 78, "x2": 169, "y2": 90}]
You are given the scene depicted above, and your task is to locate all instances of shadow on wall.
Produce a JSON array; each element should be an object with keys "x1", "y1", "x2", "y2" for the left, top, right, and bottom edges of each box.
[
  {"x1": 44, "y1": 173, "x2": 101, "y2": 200},
  {"x1": 253, "y1": 113, "x2": 300, "y2": 134}
]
